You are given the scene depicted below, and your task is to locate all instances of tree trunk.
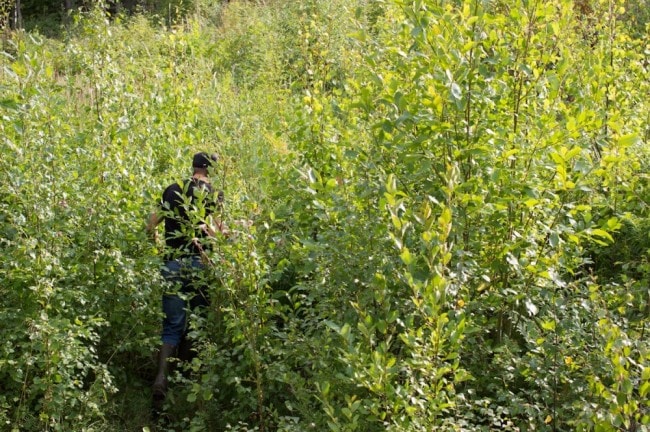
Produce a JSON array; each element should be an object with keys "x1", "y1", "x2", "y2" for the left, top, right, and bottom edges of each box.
[
  {"x1": 63, "y1": 0, "x2": 74, "y2": 26},
  {"x1": 13, "y1": 0, "x2": 21, "y2": 30},
  {"x1": 1, "y1": 1, "x2": 21, "y2": 30}
]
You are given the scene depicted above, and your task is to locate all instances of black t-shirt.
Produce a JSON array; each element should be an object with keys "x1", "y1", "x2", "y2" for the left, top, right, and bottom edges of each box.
[{"x1": 160, "y1": 178, "x2": 217, "y2": 259}]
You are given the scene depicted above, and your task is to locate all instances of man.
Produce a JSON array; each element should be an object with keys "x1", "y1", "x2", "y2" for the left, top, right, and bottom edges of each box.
[{"x1": 145, "y1": 151, "x2": 225, "y2": 410}]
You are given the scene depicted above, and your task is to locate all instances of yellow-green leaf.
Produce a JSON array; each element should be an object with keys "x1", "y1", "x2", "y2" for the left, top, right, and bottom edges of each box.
[
  {"x1": 400, "y1": 247, "x2": 413, "y2": 265},
  {"x1": 618, "y1": 133, "x2": 638, "y2": 147},
  {"x1": 591, "y1": 229, "x2": 613, "y2": 242}
]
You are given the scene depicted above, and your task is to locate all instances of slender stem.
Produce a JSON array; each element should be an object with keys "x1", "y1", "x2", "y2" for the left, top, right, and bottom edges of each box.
[{"x1": 552, "y1": 311, "x2": 558, "y2": 432}]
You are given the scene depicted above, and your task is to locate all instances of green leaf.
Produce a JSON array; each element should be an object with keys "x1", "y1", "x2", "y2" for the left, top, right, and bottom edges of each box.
[
  {"x1": 439, "y1": 207, "x2": 452, "y2": 226},
  {"x1": 450, "y1": 82, "x2": 462, "y2": 101},
  {"x1": 590, "y1": 229, "x2": 613, "y2": 242},
  {"x1": 541, "y1": 320, "x2": 556, "y2": 331},
  {"x1": 617, "y1": 133, "x2": 639, "y2": 147},
  {"x1": 386, "y1": 174, "x2": 397, "y2": 193},
  {"x1": 524, "y1": 198, "x2": 539, "y2": 208},
  {"x1": 640, "y1": 381, "x2": 649, "y2": 398},
  {"x1": 320, "y1": 381, "x2": 330, "y2": 397},
  {"x1": 606, "y1": 217, "x2": 620, "y2": 230},
  {"x1": 326, "y1": 178, "x2": 338, "y2": 189},
  {"x1": 400, "y1": 247, "x2": 413, "y2": 265},
  {"x1": 565, "y1": 146, "x2": 582, "y2": 160},
  {"x1": 525, "y1": 299, "x2": 538, "y2": 316},
  {"x1": 550, "y1": 152, "x2": 564, "y2": 165},
  {"x1": 0, "y1": 98, "x2": 20, "y2": 110}
]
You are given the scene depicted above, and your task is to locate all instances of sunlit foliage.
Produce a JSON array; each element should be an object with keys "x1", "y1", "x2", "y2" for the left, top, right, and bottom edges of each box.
[{"x1": 0, "y1": 0, "x2": 648, "y2": 430}]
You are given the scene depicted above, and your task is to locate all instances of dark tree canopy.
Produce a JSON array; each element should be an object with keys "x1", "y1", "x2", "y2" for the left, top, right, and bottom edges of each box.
[{"x1": 5, "y1": 0, "x2": 196, "y2": 32}]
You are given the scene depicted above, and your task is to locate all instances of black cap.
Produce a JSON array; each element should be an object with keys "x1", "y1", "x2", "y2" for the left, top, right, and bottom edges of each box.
[{"x1": 192, "y1": 152, "x2": 218, "y2": 168}]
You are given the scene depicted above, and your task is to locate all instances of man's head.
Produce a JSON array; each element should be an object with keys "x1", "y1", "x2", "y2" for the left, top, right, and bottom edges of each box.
[{"x1": 192, "y1": 152, "x2": 218, "y2": 175}]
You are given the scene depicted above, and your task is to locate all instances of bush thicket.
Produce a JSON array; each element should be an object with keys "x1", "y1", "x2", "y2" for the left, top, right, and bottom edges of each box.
[{"x1": 0, "y1": 0, "x2": 648, "y2": 430}]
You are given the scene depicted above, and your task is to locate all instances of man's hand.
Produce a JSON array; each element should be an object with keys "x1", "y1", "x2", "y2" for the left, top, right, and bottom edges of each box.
[
  {"x1": 146, "y1": 212, "x2": 162, "y2": 243},
  {"x1": 198, "y1": 223, "x2": 216, "y2": 238},
  {"x1": 205, "y1": 216, "x2": 230, "y2": 238}
]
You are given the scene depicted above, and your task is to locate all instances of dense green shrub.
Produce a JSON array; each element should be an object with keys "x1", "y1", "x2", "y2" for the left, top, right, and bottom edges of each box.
[{"x1": 0, "y1": 0, "x2": 648, "y2": 431}]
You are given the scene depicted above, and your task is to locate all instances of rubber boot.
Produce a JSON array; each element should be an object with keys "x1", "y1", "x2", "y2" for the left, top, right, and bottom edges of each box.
[{"x1": 152, "y1": 343, "x2": 176, "y2": 412}]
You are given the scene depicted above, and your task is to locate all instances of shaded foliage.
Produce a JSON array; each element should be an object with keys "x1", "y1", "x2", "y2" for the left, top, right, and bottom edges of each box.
[{"x1": 0, "y1": 0, "x2": 648, "y2": 431}]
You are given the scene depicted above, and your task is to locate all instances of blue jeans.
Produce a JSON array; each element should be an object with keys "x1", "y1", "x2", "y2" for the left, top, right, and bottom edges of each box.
[{"x1": 160, "y1": 256, "x2": 209, "y2": 346}]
